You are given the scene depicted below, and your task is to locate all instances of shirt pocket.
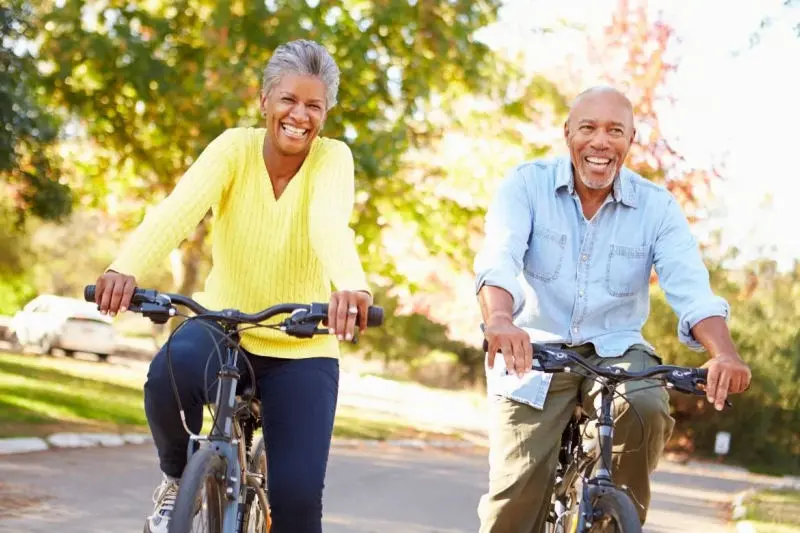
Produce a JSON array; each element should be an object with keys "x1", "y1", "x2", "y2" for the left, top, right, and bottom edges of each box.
[
  {"x1": 524, "y1": 226, "x2": 567, "y2": 283},
  {"x1": 605, "y1": 244, "x2": 651, "y2": 297}
]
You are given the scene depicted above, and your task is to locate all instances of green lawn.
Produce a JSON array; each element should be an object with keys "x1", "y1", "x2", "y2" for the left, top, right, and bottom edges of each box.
[
  {"x1": 0, "y1": 351, "x2": 462, "y2": 442},
  {"x1": 0, "y1": 351, "x2": 147, "y2": 437},
  {"x1": 741, "y1": 489, "x2": 800, "y2": 533}
]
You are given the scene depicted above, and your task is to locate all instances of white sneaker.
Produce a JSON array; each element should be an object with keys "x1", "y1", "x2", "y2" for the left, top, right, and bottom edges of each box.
[{"x1": 145, "y1": 474, "x2": 179, "y2": 533}]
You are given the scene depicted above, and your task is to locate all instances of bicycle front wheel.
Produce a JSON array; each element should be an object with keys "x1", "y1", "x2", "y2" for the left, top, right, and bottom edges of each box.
[
  {"x1": 243, "y1": 436, "x2": 271, "y2": 532},
  {"x1": 587, "y1": 488, "x2": 642, "y2": 532},
  {"x1": 169, "y1": 447, "x2": 227, "y2": 533}
]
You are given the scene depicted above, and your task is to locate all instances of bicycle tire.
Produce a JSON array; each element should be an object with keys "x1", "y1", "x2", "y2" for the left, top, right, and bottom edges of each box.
[
  {"x1": 168, "y1": 447, "x2": 227, "y2": 533},
  {"x1": 243, "y1": 436, "x2": 271, "y2": 533},
  {"x1": 588, "y1": 487, "x2": 642, "y2": 533}
]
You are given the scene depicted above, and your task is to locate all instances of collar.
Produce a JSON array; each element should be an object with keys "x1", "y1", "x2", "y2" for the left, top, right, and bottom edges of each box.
[{"x1": 555, "y1": 157, "x2": 637, "y2": 208}]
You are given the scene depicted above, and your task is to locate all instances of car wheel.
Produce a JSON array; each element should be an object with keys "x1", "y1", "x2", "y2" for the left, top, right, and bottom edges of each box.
[{"x1": 39, "y1": 336, "x2": 54, "y2": 356}]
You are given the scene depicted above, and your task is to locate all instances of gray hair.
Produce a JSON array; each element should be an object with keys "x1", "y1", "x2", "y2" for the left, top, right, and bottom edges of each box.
[{"x1": 261, "y1": 40, "x2": 340, "y2": 111}]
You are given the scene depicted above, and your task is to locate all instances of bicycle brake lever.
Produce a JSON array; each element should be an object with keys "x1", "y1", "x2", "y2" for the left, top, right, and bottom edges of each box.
[
  {"x1": 134, "y1": 302, "x2": 172, "y2": 324},
  {"x1": 283, "y1": 322, "x2": 317, "y2": 338},
  {"x1": 536, "y1": 348, "x2": 571, "y2": 372},
  {"x1": 667, "y1": 370, "x2": 733, "y2": 408}
]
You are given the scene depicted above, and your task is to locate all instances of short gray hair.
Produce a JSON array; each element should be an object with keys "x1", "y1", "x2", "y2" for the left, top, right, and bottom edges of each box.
[{"x1": 261, "y1": 40, "x2": 340, "y2": 111}]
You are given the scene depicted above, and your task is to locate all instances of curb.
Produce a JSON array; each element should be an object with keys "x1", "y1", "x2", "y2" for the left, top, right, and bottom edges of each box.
[
  {"x1": 331, "y1": 438, "x2": 483, "y2": 450},
  {"x1": 0, "y1": 433, "x2": 154, "y2": 455},
  {"x1": 730, "y1": 482, "x2": 800, "y2": 532},
  {"x1": 0, "y1": 433, "x2": 484, "y2": 456}
]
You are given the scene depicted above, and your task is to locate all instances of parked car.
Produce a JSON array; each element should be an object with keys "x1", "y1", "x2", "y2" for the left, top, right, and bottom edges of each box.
[{"x1": 10, "y1": 294, "x2": 118, "y2": 361}]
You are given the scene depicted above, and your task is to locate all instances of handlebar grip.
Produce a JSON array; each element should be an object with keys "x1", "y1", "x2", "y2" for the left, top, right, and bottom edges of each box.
[
  {"x1": 318, "y1": 304, "x2": 384, "y2": 327},
  {"x1": 84, "y1": 284, "x2": 150, "y2": 304},
  {"x1": 482, "y1": 339, "x2": 489, "y2": 352},
  {"x1": 696, "y1": 368, "x2": 708, "y2": 380},
  {"x1": 366, "y1": 306, "x2": 384, "y2": 327}
]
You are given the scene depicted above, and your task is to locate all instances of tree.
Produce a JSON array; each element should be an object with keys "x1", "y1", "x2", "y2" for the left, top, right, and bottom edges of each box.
[
  {"x1": 0, "y1": 1, "x2": 71, "y2": 223},
  {"x1": 741, "y1": 0, "x2": 799, "y2": 50},
  {"x1": 580, "y1": 0, "x2": 720, "y2": 223},
  {"x1": 30, "y1": 0, "x2": 503, "y2": 295}
]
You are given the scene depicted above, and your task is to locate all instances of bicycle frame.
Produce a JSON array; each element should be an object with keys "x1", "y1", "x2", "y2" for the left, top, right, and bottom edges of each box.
[
  {"x1": 478, "y1": 335, "x2": 722, "y2": 533},
  {"x1": 576, "y1": 382, "x2": 621, "y2": 530},
  {"x1": 81, "y1": 283, "x2": 382, "y2": 533},
  {"x1": 186, "y1": 321, "x2": 266, "y2": 533},
  {"x1": 552, "y1": 381, "x2": 633, "y2": 532}
]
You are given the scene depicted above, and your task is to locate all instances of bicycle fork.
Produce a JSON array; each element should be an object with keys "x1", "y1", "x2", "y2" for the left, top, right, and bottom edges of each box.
[
  {"x1": 576, "y1": 385, "x2": 616, "y2": 531},
  {"x1": 186, "y1": 345, "x2": 249, "y2": 533}
]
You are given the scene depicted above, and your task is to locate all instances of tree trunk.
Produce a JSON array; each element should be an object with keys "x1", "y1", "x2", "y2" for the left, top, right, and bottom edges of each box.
[{"x1": 176, "y1": 212, "x2": 211, "y2": 296}]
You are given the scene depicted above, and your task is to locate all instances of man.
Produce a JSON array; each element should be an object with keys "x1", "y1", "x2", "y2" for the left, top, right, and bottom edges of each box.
[{"x1": 473, "y1": 86, "x2": 751, "y2": 532}]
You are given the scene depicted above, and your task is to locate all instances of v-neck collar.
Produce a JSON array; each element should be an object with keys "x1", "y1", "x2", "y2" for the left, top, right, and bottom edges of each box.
[{"x1": 258, "y1": 128, "x2": 318, "y2": 204}]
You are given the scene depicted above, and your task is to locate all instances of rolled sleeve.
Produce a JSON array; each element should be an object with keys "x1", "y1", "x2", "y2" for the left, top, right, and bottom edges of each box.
[
  {"x1": 474, "y1": 169, "x2": 533, "y2": 317},
  {"x1": 677, "y1": 296, "x2": 730, "y2": 350},
  {"x1": 653, "y1": 196, "x2": 730, "y2": 351}
]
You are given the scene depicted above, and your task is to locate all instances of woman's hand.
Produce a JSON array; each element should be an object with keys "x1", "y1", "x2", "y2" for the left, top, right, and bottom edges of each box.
[
  {"x1": 95, "y1": 270, "x2": 137, "y2": 316},
  {"x1": 327, "y1": 290, "x2": 372, "y2": 341}
]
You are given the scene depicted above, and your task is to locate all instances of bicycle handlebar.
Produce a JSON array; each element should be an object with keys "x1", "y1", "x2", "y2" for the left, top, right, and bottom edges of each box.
[
  {"x1": 84, "y1": 285, "x2": 384, "y2": 330},
  {"x1": 482, "y1": 338, "x2": 715, "y2": 399}
]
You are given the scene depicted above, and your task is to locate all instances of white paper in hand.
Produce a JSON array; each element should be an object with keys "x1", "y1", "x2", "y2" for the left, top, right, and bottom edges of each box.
[{"x1": 485, "y1": 355, "x2": 553, "y2": 410}]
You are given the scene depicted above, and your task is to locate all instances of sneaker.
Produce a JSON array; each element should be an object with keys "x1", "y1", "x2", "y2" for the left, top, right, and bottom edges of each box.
[{"x1": 145, "y1": 474, "x2": 179, "y2": 533}]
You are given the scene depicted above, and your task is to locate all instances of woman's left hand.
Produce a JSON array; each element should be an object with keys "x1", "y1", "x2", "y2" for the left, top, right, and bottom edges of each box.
[{"x1": 327, "y1": 290, "x2": 373, "y2": 341}]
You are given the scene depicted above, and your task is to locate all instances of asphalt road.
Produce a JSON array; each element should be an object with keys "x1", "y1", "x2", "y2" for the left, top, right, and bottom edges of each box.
[{"x1": 0, "y1": 443, "x2": 767, "y2": 533}]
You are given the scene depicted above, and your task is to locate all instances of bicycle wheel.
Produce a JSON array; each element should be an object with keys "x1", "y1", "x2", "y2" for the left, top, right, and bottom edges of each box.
[
  {"x1": 587, "y1": 488, "x2": 641, "y2": 533},
  {"x1": 169, "y1": 447, "x2": 226, "y2": 533},
  {"x1": 243, "y1": 436, "x2": 271, "y2": 533}
]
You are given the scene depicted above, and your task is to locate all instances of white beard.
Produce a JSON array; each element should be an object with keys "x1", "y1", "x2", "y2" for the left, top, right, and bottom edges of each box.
[{"x1": 578, "y1": 171, "x2": 615, "y2": 190}]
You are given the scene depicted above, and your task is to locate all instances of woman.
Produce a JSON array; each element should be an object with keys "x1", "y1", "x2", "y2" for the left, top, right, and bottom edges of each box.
[{"x1": 93, "y1": 40, "x2": 371, "y2": 533}]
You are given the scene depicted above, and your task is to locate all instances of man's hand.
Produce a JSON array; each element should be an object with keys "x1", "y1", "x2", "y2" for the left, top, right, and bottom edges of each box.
[
  {"x1": 702, "y1": 353, "x2": 752, "y2": 411},
  {"x1": 484, "y1": 315, "x2": 532, "y2": 377}
]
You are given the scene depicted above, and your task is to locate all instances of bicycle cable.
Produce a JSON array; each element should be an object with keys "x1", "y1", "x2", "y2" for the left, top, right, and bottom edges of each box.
[
  {"x1": 164, "y1": 313, "x2": 315, "y2": 439},
  {"x1": 164, "y1": 314, "x2": 259, "y2": 439},
  {"x1": 558, "y1": 366, "x2": 647, "y2": 458}
]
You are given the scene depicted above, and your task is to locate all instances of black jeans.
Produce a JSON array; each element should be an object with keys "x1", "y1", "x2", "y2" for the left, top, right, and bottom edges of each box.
[{"x1": 143, "y1": 319, "x2": 339, "y2": 533}]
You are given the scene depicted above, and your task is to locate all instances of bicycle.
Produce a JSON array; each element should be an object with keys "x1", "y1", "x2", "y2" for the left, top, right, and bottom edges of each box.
[
  {"x1": 84, "y1": 284, "x2": 383, "y2": 533},
  {"x1": 482, "y1": 338, "x2": 730, "y2": 533}
]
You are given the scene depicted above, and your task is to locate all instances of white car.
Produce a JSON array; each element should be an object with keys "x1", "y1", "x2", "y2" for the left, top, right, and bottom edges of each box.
[{"x1": 10, "y1": 294, "x2": 118, "y2": 361}]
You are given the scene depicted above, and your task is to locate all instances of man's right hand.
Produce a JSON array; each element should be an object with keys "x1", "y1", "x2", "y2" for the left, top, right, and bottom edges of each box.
[
  {"x1": 94, "y1": 270, "x2": 137, "y2": 316},
  {"x1": 484, "y1": 316, "x2": 533, "y2": 377}
]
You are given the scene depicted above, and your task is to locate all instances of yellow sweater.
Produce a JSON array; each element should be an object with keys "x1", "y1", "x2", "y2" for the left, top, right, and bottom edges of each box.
[{"x1": 109, "y1": 127, "x2": 370, "y2": 359}]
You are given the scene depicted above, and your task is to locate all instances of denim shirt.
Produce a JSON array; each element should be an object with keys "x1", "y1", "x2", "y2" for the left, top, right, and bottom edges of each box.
[{"x1": 474, "y1": 155, "x2": 730, "y2": 359}]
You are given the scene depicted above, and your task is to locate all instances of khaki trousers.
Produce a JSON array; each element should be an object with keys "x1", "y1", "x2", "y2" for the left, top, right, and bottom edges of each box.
[{"x1": 478, "y1": 344, "x2": 675, "y2": 533}]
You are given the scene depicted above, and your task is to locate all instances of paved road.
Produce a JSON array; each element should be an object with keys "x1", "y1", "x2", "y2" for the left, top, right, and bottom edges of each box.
[{"x1": 0, "y1": 443, "x2": 769, "y2": 533}]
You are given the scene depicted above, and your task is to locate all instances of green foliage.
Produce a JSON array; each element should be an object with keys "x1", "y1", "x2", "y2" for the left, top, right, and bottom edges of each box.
[
  {"x1": 343, "y1": 287, "x2": 484, "y2": 385},
  {"x1": 644, "y1": 261, "x2": 800, "y2": 475},
  {"x1": 0, "y1": 2, "x2": 72, "y2": 222},
  {"x1": 30, "y1": 0, "x2": 502, "y2": 285},
  {"x1": 0, "y1": 204, "x2": 37, "y2": 314}
]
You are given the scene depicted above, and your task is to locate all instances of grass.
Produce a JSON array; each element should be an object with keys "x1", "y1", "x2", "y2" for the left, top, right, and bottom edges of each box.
[
  {"x1": 0, "y1": 351, "x2": 462, "y2": 442},
  {"x1": 741, "y1": 489, "x2": 800, "y2": 533},
  {"x1": 0, "y1": 351, "x2": 147, "y2": 437}
]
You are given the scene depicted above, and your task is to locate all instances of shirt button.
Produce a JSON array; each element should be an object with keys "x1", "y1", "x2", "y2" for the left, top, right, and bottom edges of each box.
[
  {"x1": 582, "y1": 254, "x2": 588, "y2": 261},
  {"x1": 573, "y1": 327, "x2": 578, "y2": 333},
  {"x1": 579, "y1": 290, "x2": 584, "y2": 296}
]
